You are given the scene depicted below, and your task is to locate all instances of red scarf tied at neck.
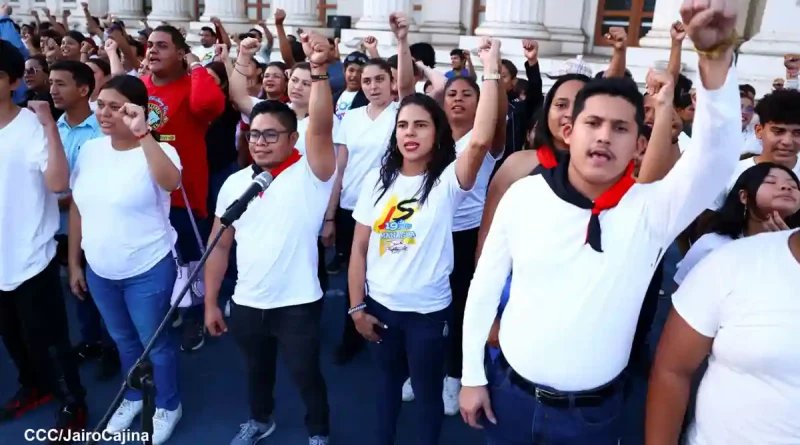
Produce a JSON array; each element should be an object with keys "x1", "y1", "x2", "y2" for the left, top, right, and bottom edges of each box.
[{"x1": 251, "y1": 148, "x2": 303, "y2": 197}]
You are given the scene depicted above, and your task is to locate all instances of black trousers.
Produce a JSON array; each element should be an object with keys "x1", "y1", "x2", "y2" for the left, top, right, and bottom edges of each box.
[
  {"x1": 230, "y1": 299, "x2": 330, "y2": 437},
  {"x1": 334, "y1": 208, "x2": 362, "y2": 347},
  {"x1": 0, "y1": 258, "x2": 86, "y2": 403},
  {"x1": 317, "y1": 238, "x2": 328, "y2": 293},
  {"x1": 447, "y1": 227, "x2": 479, "y2": 379}
]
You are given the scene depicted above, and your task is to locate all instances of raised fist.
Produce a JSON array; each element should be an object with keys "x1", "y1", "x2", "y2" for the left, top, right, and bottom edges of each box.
[
  {"x1": 604, "y1": 27, "x2": 627, "y2": 50},
  {"x1": 238, "y1": 37, "x2": 259, "y2": 57},
  {"x1": 670, "y1": 21, "x2": 686, "y2": 41},
  {"x1": 679, "y1": 0, "x2": 737, "y2": 52},
  {"x1": 522, "y1": 39, "x2": 539, "y2": 63},
  {"x1": 389, "y1": 12, "x2": 410, "y2": 40},
  {"x1": 302, "y1": 32, "x2": 330, "y2": 67}
]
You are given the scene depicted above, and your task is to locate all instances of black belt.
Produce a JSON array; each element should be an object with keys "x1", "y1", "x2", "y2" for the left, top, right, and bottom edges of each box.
[{"x1": 496, "y1": 354, "x2": 622, "y2": 408}]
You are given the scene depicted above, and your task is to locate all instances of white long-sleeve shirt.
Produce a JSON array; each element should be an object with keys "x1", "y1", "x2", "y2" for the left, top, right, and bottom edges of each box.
[{"x1": 461, "y1": 63, "x2": 743, "y2": 391}]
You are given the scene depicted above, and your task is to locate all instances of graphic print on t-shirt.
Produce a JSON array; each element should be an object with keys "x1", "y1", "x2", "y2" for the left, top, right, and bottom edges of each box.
[
  {"x1": 373, "y1": 195, "x2": 419, "y2": 256},
  {"x1": 147, "y1": 96, "x2": 170, "y2": 131}
]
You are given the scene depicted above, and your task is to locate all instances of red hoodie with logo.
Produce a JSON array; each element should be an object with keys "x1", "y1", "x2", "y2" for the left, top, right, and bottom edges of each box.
[{"x1": 143, "y1": 67, "x2": 226, "y2": 218}]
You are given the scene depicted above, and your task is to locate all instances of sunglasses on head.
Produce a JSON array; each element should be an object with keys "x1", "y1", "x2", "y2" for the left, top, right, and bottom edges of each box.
[{"x1": 346, "y1": 54, "x2": 368, "y2": 65}]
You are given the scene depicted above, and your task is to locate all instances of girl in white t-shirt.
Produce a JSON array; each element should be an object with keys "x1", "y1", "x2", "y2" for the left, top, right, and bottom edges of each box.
[
  {"x1": 648, "y1": 228, "x2": 800, "y2": 445},
  {"x1": 675, "y1": 162, "x2": 800, "y2": 285},
  {"x1": 348, "y1": 35, "x2": 503, "y2": 445},
  {"x1": 67, "y1": 75, "x2": 184, "y2": 444}
]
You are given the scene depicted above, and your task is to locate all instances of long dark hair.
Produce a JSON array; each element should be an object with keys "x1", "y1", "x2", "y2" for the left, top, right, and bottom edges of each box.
[
  {"x1": 375, "y1": 93, "x2": 456, "y2": 206},
  {"x1": 531, "y1": 73, "x2": 590, "y2": 150},
  {"x1": 708, "y1": 162, "x2": 800, "y2": 239}
]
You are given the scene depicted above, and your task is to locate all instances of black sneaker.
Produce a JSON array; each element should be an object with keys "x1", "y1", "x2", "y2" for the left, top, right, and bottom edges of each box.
[
  {"x1": 0, "y1": 386, "x2": 54, "y2": 421},
  {"x1": 181, "y1": 319, "x2": 205, "y2": 352},
  {"x1": 96, "y1": 347, "x2": 121, "y2": 381},
  {"x1": 49, "y1": 402, "x2": 88, "y2": 444},
  {"x1": 326, "y1": 254, "x2": 344, "y2": 275},
  {"x1": 73, "y1": 342, "x2": 102, "y2": 364}
]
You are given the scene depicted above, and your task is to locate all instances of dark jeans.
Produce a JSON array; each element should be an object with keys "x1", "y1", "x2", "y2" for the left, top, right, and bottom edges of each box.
[
  {"x1": 169, "y1": 207, "x2": 211, "y2": 320},
  {"x1": 85, "y1": 255, "x2": 180, "y2": 410},
  {"x1": 230, "y1": 299, "x2": 330, "y2": 437},
  {"x1": 365, "y1": 297, "x2": 451, "y2": 445},
  {"x1": 0, "y1": 259, "x2": 86, "y2": 403},
  {"x1": 484, "y1": 356, "x2": 625, "y2": 445},
  {"x1": 335, "y1": 208, "x2": 360, "y2": 346},
  {"x1": 208, "y1": 161, "x2": 239, "y2": 298},
  {"x1": 448, "y1": 227, "x2": 479, "y2": 379}
]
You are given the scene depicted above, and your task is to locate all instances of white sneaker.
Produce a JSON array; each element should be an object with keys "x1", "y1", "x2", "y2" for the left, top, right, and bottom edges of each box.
[
  {"x1": 105, "y1": 399, "x2": 143, "y2": 433},
  {"x1": 152, "y1": 404, "x2": 183, "y2": 445},
  {"x1": 443, "y1": 376, "x2": 461, "y2": 416},
  {"x1": 402, "y1": 378, "x2": 415, "y2": 402}
]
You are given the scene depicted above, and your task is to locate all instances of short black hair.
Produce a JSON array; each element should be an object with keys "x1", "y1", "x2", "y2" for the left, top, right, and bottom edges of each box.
[
  {"x1": 755, "y1": 89, "x2": 800, "y2": 127},
  {"x1": 200, "y1": 26, "x2": 216, "y2": 36},
  {"x1": 66, "y1": 30, "x2": 87, "y2": 44},
  {"x1": 674, "y1": 92, "x2": 692, "y2": 110},
  {"x1": 101, "y1": 74, "x2": 149, "y2": 109},
  {"x1": 50, "y1": 60, "x2": 97, "y2": 97},
  {"x1": 152, "y1": 25, "x2": 190, "y2": 52},
  {"x1": 290, "y1": 41, "x2": 306, "y2": 64},
  {"x1": 86, "y1": 58, "x2": 111, "y2": 77},
  {"x1": 250, "y1": 100, "x2": 298, "y2": 133},
  {"x1": 739, "y1": 83, "x2": 756, "y2": 98},
  {"x1": 501, "y1": 59, "x2": 517, "y2": 79},
  {"x1": 572, "y1": 77, "x2": 645, "y2": 134},
  {"x1": 28, "y1": 54, "x2": 50, "y2": 73},
  {"x1": 450, "y1": 48, "x2": 465, "y2": 59},
  {"x1": 410, "y1": 42, "x2": 435, "y2": 68},
  {"x1": 248, "y1": 28, "x2": 263, "y2": 39},
  {"x1": 0, "y1": 40, "x2": 25, "y2": 82},
  {"x1": 40, "y1": 28, "x2": 63, "y2": 44}
]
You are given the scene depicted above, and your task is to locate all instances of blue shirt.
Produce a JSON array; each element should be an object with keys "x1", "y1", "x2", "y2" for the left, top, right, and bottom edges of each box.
[
  {"x1": 0, "y1": 15, "x2": 30, "y2": 104},
  {"x1": 56, "y1": 112, "x2": 102, "y2": 234},
  {"x1": 445, "y1": 69, "x2": 470, "y2": 80},
  {"x1": 327, "y1": 60, "x2": 346, "y2": 93},
  {"x1": 489, "y1": 274, "x2": 512, "y2": 361}
]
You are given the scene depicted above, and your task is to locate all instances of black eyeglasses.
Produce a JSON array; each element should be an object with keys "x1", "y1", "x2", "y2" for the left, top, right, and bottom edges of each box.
[{"x1": 246, "y1": 129, "x2": 292, "y2": 143}]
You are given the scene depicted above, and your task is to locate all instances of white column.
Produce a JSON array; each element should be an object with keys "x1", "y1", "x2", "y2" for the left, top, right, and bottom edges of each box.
[
  {"x1": 108, "y1": 0, "x2": 144, "y2": 21},
  {"x1": 269, "y1": 0, "x2": 322, "y2": 28},
  {"x1": 355, "y1": 0, "x2": 417, "y2": 31},
  {"x1": 419, "y1": 0, "x2": 462, "y2": 34},
  {"x1": 475, "y1": 0, "x2": 548, "y2": 39},
  {"x1": 147, "y1": 0, "x2": 192, "y2": 22},
  {"x1": 200, "y1": 0, "x2": 249, "y2": 23},
  {"x1": 739, "y1": 0, "x2": 800, "y2": 55},
  {"x1": 85, "y1": 0, "x2": 109, "y2": 17},
  {"x1": 543, "y1": 0, "x2": 586, "y2": 51}
]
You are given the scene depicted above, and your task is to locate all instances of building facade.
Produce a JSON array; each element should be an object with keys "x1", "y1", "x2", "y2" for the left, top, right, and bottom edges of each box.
[{"x1": 8, "y1": 0, "x2": 797, "y2": 95}]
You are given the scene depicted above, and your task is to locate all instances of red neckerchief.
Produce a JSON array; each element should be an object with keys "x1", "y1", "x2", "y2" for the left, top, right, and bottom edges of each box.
[
  {"x1": 534, "y1": 150, "x2": 636, "y2": 252},
  {"x1": 252, "y1": 149, "x2": 303, "y2": 197}
]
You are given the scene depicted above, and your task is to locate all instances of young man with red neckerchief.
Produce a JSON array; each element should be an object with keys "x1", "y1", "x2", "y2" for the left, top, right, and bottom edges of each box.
[
  {"x1": 460, "y1": 1, "x2": 742, "y2": 443},
  {"x1": 202, "y1": 34, "x2": 336, "y2": 445}
]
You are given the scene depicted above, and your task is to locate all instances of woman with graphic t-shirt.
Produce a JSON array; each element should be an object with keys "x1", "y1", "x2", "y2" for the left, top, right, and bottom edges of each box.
[
  {"x1": 675, "y1": 162, "x2": 800, "y2": 284},
  {"x1": 400, "y1": 75, "x2": 507, "y2": 414},
  {"x1": 328, "y1": 55, "x2": 406, "y2": 364},
  {"x1": 347, "y1": 33, "x2": 503, "y2": 445},
  {"x1": 67, "y1": 75, "x2": 184, "y2": 444}
]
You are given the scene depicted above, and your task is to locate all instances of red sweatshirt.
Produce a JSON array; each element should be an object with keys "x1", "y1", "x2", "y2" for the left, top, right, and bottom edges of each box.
[{"x1": 143, "y1": 67, "x2": 226, "y2": 218}]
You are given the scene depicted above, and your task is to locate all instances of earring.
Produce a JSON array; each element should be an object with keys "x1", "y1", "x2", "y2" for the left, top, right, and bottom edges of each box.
[{"x1": 743, "y1": 204, "x2": 748, "y2": 221}]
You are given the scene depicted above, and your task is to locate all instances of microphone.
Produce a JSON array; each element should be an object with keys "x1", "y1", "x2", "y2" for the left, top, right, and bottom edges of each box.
[{"x1": 220, "y1": 171, "x2": 274, "y2": 226}]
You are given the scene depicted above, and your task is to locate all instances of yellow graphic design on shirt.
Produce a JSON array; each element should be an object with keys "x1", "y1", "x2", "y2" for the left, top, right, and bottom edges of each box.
[{"x1": 373, "y1": 195, "x2": 419, "y2": 256}]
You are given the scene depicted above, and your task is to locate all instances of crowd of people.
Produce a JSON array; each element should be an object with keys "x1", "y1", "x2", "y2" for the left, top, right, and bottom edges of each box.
[{"x1": 0, "y1": 0, "x2": 799, "y2": 444}]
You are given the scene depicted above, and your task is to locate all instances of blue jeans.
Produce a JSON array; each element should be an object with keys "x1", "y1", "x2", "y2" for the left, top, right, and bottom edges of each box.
[
  {"x1": 76, "y1": 293, "x2": 115, "y2": 348},
  {"x1": 366, "y1": 297, "x2": 452, "y2": 445},
  {"x1": 85, "y1": 254, "x2": 180, "y2": 410},
  {"x1": 483, "y1": 358, "x2": 625, "y2": 444}
]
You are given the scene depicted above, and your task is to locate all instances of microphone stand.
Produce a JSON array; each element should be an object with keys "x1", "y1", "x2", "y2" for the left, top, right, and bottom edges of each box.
[{"x1": 86, "y1": 223, "x2": 232, "y2": 445}]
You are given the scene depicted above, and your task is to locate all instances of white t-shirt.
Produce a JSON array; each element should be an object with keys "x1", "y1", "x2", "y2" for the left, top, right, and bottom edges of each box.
[
  {"x1": 71, "y1": 136, "x2": 182, "y2": 280},
  {"x1": 453, "y1": 130, "x2": 499, "y2": 231},
  {"x1": 191, "y1": 45, "x2": 216, "y2": 65},
  {"x1": 0, "y1": 109, "x2": 58, "y2": 291},
  {"x1": 218, "y1": 160, "x2": 334, "y2": 310},
  {"x1": 674, "y1": 230, "x2": 800, "y2": 445},
  {"x1": 353, "y1": 163, "x2": 468, "y2": 313},
  {"x1": 335, "y1": 90, "x2": 358, "y2": 121},
  {"x1": 336, "y1": 102, "x2": 399, "y2": 210},
  {"x1": 710, "y1": 158, "x2": 800, "y2": 210},
  {"x1": 673, "y1": 232, "x2": 734, "y2": 285}
]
